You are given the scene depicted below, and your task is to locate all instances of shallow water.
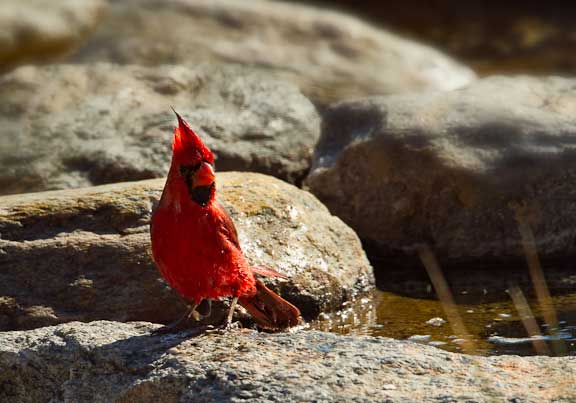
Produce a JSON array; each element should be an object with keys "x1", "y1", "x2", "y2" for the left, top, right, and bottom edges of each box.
[{"x1": 311, "y1": 289, "x2": 576, "y2": 356}]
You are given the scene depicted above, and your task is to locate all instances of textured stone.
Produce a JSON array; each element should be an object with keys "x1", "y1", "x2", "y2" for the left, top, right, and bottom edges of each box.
[
  {"x1": 306, "y1": 75, "x2": 576, "y2": 262},
  {"x1": 0, "y1": 0, "x2": 106, "y2": 72},
  {"x1": 72, "y1": 0, "x2": 475, "y2": 105},
  {"x1": 0, "y1": 173, "x2": 373, "y2": 331},
  {"x1": 0, "y1": 63, "x2": 319, "y2": 195},
  {"x1": 0, "y1": 321, "x2": 574, "y2": 402}
]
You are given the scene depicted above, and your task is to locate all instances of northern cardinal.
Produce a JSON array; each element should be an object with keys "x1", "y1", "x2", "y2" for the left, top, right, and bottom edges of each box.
[{"x1": 150, "y1": 110, "x2": 301, "y2": 331}]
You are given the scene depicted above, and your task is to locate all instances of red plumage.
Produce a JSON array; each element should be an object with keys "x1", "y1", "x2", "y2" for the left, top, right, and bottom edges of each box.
[{"x1": 151, "y1": 111, "x2": 300, "y2": 330}]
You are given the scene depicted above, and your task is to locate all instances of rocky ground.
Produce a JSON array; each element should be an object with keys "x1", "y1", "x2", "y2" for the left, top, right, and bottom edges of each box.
[
  {"x1": 1, "y1": 321, "x2": 574, "y2": 403},
  {"x1": 1, "y1": 0, "x2": 575, "y2": 402}
]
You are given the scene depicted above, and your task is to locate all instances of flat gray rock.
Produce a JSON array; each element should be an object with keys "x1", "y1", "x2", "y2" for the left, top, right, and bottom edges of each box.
[
  {"x1": 0, "y1": 63, "x2": 319, "y2": 195},
  {"x1": 306, "y1": 75, "x2": 576, "y2": 261},
  {"x1": 0, "y1": 0, "x2": 106, "y2": 72},
  {"x1": 72, "y1": 0, "x2": 475, "y2": 105},
  {"x1": 0, "y1": 173, "x2": 373, "y2": 331},
  {"x1": 0, "y1": 321, "x2": 573, "y2": 402}
]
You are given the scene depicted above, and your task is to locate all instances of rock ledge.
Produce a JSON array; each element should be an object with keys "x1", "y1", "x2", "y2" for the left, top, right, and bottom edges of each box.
[{"x1": 1, "y1": 321, "x2": 573, "y2": 403}]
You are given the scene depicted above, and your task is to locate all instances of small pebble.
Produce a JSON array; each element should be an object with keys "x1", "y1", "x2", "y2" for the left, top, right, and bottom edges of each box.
[
  {"x1": 429, "y1": 341, "x2": 447, "y2": 347},
  {"x1": 408, "y1": 335, "x2": 431, "y2": 342},
  {"x1": 426, "y1": 317, "x2": 446, "y2": 327}
]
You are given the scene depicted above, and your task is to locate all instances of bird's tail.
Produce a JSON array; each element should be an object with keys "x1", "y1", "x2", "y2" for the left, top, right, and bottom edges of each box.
[{"x1": 239, "y1": 278, "x2": 301, "y2": 330}]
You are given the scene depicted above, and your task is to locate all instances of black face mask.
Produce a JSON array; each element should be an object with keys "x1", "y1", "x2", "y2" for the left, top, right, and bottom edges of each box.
[{"x1": 180, "y1": 163, "x2": 214, "y2": 207}]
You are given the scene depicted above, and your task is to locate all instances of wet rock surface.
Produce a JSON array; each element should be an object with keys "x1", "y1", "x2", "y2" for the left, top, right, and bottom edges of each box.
[
  {"x1": 306, "y1": 75, "x2": 576, "y2": 262},
  {"x1": 1, "y1": 321, "x2": 574, "y2": 403},
  {"x1": 0, "y1": 173, "x2": 373, "y2": 331},
  {"x1": 0, "y1": 63, "x2": 319, "y2": 195},
  {"x1": 71, "y1": 0, "x2": 475, "y2": 105},
  {"x1": 0, "y1": 0, "x2": 106, "y2": 72}
]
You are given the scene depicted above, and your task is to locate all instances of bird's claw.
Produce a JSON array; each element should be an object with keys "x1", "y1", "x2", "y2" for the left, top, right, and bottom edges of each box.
[{"x1": 205, "y1": 321, "x2": 241, "y2": 334}]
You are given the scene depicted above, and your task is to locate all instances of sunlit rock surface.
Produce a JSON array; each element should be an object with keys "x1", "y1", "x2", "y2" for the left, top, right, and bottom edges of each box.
[
  {"x1": 0, "y1": 173, "x2": 373, "y2": 331},
  {"x1": 1, "y1": 321, "x2": 573, "y2": 402}
]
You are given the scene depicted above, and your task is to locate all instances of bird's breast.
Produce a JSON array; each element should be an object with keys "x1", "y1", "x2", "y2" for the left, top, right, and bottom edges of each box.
[{"x1": 151, "y1": 203, "x2": 230, "y2": 278}]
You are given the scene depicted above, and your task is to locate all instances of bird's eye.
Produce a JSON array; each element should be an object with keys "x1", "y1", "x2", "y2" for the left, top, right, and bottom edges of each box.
[{"x1": 179, "y1": 163, "x2": 202, "y2": 177}]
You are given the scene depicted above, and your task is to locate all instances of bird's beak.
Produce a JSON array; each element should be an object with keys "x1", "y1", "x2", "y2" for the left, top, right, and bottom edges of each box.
[{"x1": 192, "y1": 162, "x2": 215, "y2": 188}]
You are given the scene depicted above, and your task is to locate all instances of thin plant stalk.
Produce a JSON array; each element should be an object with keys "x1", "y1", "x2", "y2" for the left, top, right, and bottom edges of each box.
[
  {"x1": 513, "y1": 202, "x2": 567, "y2": 355},
  {"x1": 508, "y1": 284, "x2": 550, "y2": 355},
  {"x1": 417, "y1": 244, "x2": 476, "y2": 354}
]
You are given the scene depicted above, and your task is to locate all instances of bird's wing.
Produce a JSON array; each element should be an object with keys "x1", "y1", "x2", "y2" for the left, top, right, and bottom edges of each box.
[
  {"x1": 215, "y1": 202, "x2": 241, "y2": 250},
  {"x1": 215, "y1": 203, "x2": 286, "y2": 279}
]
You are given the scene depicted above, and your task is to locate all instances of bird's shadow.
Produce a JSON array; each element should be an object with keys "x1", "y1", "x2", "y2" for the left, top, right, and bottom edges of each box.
[
  {"x1": 91, "y1": 302, "x2": 247, "y2": 368},
  {"x1": 88, "y1": 324, "x2": 250, "y2": 403},
  {"x1": 91, "y1": 325, "x2": 209, "y2": 368},
  {"x1": 17, "y1": 324, "x2": 209, "y2": 383}
]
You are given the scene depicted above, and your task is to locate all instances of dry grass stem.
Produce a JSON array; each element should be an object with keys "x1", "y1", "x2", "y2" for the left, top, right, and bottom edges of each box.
[
  {"x1": 417, "y1": 244, "x2": 477, "y2": 354},
  {"x1": 508, "y1": 284, "x2": 550, "y2": 355}
]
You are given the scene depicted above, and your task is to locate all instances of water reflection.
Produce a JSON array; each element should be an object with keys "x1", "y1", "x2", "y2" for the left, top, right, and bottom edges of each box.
[{"x1": 311, "y1": 289, "x2": 576, "y2": 356}]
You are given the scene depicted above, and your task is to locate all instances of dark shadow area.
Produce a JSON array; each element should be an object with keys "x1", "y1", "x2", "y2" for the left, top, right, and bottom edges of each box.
[
  {"x1": 365, "y1": 239, "x2": 576, "y2": 301},
  {"x1": 297, "y1": 0, "x2": 576, "y2": 75}
]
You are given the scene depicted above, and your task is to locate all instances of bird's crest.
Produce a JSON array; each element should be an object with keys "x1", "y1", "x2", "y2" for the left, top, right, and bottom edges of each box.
[{"x1": 171, "y1": 108, "x2": 214, "y2": 164}]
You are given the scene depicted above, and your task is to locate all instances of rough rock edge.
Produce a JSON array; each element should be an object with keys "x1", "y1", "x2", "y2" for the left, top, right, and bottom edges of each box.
[{"x1": 0, "y1": 321, "x2": 574, "y2": 403}]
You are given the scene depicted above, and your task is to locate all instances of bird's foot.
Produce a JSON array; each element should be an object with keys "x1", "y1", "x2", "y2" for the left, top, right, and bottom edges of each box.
[
  {"x1": 205, "y1": 320, "x2": 242, "y2": 334},
  {"x1": 215, "y1": 296, "x2": 239, "y2": 334}
]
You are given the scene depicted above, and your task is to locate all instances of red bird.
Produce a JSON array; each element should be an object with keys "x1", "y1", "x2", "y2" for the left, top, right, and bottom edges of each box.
[{"x1": 151, "y1": 110, "x2": 301, "y2": 331}]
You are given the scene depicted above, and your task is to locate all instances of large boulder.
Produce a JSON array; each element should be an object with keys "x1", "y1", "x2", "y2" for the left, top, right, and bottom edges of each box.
[
  {"x1": 1, "y1": 321, "x2": 574, "y2": 402},
  {"x1": 0, "y1": 63, "x2": 319, "y2": 195},
  {"x1": 0, "y1": 173, "x2": 373, "y2": 331},
  {"x1": 306, "y1": 76, "x2": 576, "y2": 262},
  {"x1": 0, "y1": 0, "x2": 106, "y2": 72},
  {"x1": 71, "y1": 0, "x2": 476, "y2": 105}
]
